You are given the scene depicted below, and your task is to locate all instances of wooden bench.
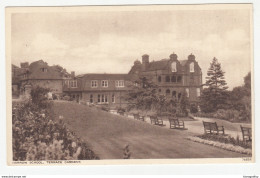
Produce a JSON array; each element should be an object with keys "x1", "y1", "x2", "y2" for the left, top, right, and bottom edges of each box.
[
  {"x1": 150, "y1": 115, "x2": 164, "y2": 126},
  {"x1": 240, "y1": 125, "x2": 252, "y2": 142},
  {"x1": 133, "y1": 114, "x2": 145, "y2": 121},
  {"x1": 117, "y1": 110, "x2": 125, "y2": 116},
  {"x1": 202, "y1": 121, "x2": 225, "y2": 135},
  {"x1": 168, "y1": 118, "x2": 185, "y2": 129}
]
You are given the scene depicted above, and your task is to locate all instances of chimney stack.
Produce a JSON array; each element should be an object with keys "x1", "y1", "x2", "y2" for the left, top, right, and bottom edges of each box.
[
  {"x1": 20, "y1": 62, "x2": 29, "y2": 68},
  {"x1": 71, "y1": 71, "x2": 75, "y2": 78},
  {"x1": 142, "y1": 54, "x2": 149, "y2": 71}
]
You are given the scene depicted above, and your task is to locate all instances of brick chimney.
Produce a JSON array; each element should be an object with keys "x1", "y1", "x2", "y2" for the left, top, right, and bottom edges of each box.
[
  {"x1": 142, "y1": 54, "x2": 149, "y2": 71},
  {"x1": 71, "y1": 71, "x2": 75, "y2": 78},
  {"x1": 20, "y1": 62, "x2": 29, "y2": 68}
]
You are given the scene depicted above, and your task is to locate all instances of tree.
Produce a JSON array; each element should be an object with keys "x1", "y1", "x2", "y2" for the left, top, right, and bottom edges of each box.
[
  {"x1": 229, "y1": 72, "x2": 251, "y2": 121},
  {"x1": 200, "y1": 57, "x2": 228, "y2": 112}
]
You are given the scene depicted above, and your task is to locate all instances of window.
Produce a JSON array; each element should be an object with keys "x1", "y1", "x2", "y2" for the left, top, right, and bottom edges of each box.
[
  {"x1": 101, "y1": 94, "x2": 108, "y2": 103},
  {"x1": 165, "y1": 76, "x2": 170, "y2": 82},
  {"x1": 112, "y1": 94, "x2": 115, "y2": 103},
  {"x1": 197, "y1": 88, "x2": 201, "y2": 97},
  {"x1": 98, "y1": 94, "x2": 100, "y2": 103},
  {"x1": 178, "y1": 93, "x2": 182, "y2": 101},
  {"x1": 90, "y1": 94, "x2": 93, "y2": 103},
  {"x1": 166, "y1": 89, "x2": 170, "y2": 96},
  {"x1": 91, "y1": 80, "x2": 98, "y2": 88},
  {"x1": 172, "y1": 91, "x2": 176, "y2": 98},
  {"x1": 186, "y1": 88, "x2": 190, "y2": 97},
  {"x1": 171, "y1": 76, "x2": 176, "y2": 82},
  {"x1": 70, "y1": 80, "x2": 77, "y2": 88},
  {"x1": 102, "y1": 80, "x2": 108, "y2": 87},
  {"x1": 177, "y1": 76, "x2": 182, "y2": 83},
  {"x1": 101, "y1": 94, "x2": 105, "y2": 103},
  {"x1": 158, "y1": 76, "x2": 161, "y2": 82},
  {"x1": 171, "y1": 62, "x2": 177, "y2": 72},
  {"x1": 190, "y1": 62, "x2": 195, "y2": 73},
  {"x1": 116, "y1": 80, "x2": 124, "y2": 87},
  {"x1": 41, "y1": 68, "x2": 48, "y2": 72}
]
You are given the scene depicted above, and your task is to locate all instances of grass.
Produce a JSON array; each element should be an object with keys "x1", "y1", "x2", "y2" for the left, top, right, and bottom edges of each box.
[{"x1": 52, "y1": 101, "x2": 247, "y2": 159}]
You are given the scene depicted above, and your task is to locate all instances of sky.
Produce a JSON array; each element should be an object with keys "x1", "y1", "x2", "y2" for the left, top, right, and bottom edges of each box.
[{"x1": 11, "y1": 6, "x2": 252, "y2": 89}]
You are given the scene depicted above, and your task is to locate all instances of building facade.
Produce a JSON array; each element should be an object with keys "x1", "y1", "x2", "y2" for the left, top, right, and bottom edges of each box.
[
  {"x1": 63, "y1": 74, "x2": 132, "y2": 108},
  {"x1": 12, "y1": 60, "x2": 71, "y2": 98},
  {"x1": 12, "y1": 52, "x2": 202, "y2": 106},
  {"x1": 128, "y1": 52, "x2": 202, "y2": 103}
]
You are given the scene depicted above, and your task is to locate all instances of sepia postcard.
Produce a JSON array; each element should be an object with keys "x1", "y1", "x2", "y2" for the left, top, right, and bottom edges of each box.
[{"x1": 6, "y1": 4, "x2": 254, "y2": 166}]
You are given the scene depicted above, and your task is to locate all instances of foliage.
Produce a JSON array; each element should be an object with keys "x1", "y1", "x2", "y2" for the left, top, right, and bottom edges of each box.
[
  {"x1": 12, "y1": 90, "x2": 98, "y2": 161},
  {"x1": 190, "y1": 104, "x2": 198, "y2": 113},
  {"x1": 200, "y1": 57, "x2": 229, "y2": 112},
  {"x1": 228, "y1": 72, "x2": 251, "y2": 121},
  {"x1": 30, "y1": 86, "x2": 52, "y2": 109},
  {"x1": 124, "y1": 77, "x2": 190, "y2": 116},
  {"x1": 123, "y1": 144, "x2": 131, "y2": 159},
  {"x1": 197, "y1": 134, "x2": 251, "y2": 149},
  {"x1": 214, "y1": 109, "x2": 240, "y2": 121}
]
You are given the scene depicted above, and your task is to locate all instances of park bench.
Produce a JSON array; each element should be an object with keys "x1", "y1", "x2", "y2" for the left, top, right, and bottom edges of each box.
[
  {"x1": 149, "y1": 115, "x2": 164, "y2": 126},
  {"x1": 168, "y1": 118, "x2": 185, "y2": 129},
  {"x1": 117, "y1": 110, "x2": 125, "y2": 116},
  {"x1": 133, "y1": 114, "x2": 145, "y2": 121},
  {"x1": 202, "y1": 121, "x2": 225, "y2": 135},
  {"x1": 240, "y1": 125, "x2": 252, "y2": 142}
]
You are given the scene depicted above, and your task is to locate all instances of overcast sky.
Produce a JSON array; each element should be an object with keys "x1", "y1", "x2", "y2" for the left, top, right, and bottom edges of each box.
[{"x1": 11, "y1": 6, "x2": 251, "y2": 89}]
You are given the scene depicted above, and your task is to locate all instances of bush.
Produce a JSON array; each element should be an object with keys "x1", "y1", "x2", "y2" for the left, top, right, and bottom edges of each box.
[
  {"x1": 30, "y1": 86, "x2": 51, "y2": 109},
  {"x1": 12, "y1": 89, "x2": 99, "y2": 161},
  {"x1": 197, "y1": 134, "x2": 251, "y2": 149},
  {"x1": 190, "y1": 104, "x2": 198, "y2": 113},
  {"x1": 214, "y1": 109, "x2": 240, "y2": 121}
]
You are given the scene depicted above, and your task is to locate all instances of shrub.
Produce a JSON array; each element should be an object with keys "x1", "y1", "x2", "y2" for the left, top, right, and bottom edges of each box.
[
  {"x1": 190, "y1": 104, "x2": 198, "y2": 113},
  {"x1": 12, "y1": 92, "x2": 99, "y2": 161},
  {"x1": 30, "y1": 86, "x2": 51, "y2": 109},
  {"x1": 214, "y1": 109, "x2": 240, "y2": 121},
  {"x1": 197, "y1": 134, "x2": 251, "y2": 149}
]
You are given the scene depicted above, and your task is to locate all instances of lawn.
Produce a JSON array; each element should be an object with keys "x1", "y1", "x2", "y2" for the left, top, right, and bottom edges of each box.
[{"x1": 52, "y1": 101, "x2": 246, "y2": 159}]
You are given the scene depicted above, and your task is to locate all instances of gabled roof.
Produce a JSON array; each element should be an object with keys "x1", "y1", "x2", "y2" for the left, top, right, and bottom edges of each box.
[{"x1": 78, "y1": 73, "x2": 131, "y2": 80}]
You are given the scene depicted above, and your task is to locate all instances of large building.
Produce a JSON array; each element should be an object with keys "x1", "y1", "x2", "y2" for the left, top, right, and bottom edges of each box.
[
  {"x1": 12, "y1": 52, "x2": 202, "y2": 106},
  {"x1": 63, "y1": 74, "x2": 132, "y2": 107},
  {"x1": 128, "y1": 52, "x2": 202, "y2": 103},
  {"x1": 12, "y1": 60, "x2": 71, "y2": 98}
]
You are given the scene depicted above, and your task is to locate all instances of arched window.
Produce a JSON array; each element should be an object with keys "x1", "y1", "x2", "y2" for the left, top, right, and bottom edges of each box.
[
  {"x1": 171, "y1": 76, "x2": 176, "y2": 82},
  {"x1": 90, "y1": 94, "x2": 93, "y2": 103},
  {"x1": 178, "y1": 93, "x2": 182, "y2": 101},
  {"x1": 190, "y1": 62, "x2": 195, "y2": 72},
  {"x1": 166, "y1": 89, "x2": 170, "y2": 96},
  {"x1": 165, "y1": 76, "x2": 170, "y2": 82},
  {"x1": 98, "y1": 94, "x2": 100, "y2": 103},
  {"x1": 196, "y1": 88, "x2": 200, "y2": 97},
  {"x1": 171, "y1": 62, "x2": 177, "y2": 72},
  {"x1": 158, "y1": 76, "x2": 161, "y2": 82},
  {"x1": 172, "y1": 91, "x2": 176, "y2": 98},
  {"x1": 186, "y1": 88, "x2": 190, "y2": 97},
  {"x1": 112, "y1": 94, "x2": 115, "y2": 103}
]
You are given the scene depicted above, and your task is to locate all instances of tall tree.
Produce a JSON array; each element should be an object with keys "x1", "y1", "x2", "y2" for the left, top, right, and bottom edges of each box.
[{"x1": 200, "y1": 57, "x2": 228, "y2": 112}]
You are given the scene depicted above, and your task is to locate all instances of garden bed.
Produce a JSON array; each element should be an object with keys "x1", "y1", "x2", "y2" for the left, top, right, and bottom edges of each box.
[{"x1": 186, "y1": 135, "x2": 252, "y2": 155}]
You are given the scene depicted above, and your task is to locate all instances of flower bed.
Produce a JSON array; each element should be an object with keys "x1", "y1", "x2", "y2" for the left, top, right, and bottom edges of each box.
[
  {"x1": 187, "y1": 136, "x2": 252, "y2": 155},
  {"x1": 12, "y1": 100, "x2": 99, "y2": 161}
]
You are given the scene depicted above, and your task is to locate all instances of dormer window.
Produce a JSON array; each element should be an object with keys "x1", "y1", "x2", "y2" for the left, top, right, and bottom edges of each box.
[
  {"x1": 116, "y1": 80, "x2": 124, "y2": 87},
  {"x1": 91, "y1": 80, "x2": 98, "y2": 88},
  {"x1": 190, "y1": 62, "x2": 194, "y2": 73},
  {"x1": 171, "y1": 62, "x2": 177, "y2": 72},
  {"x1": 41, "y1": 68, "x2": 48, "y2": 72},
  {"x1": 102, "y1": 80, "x2": 108, "y2": 87}
]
